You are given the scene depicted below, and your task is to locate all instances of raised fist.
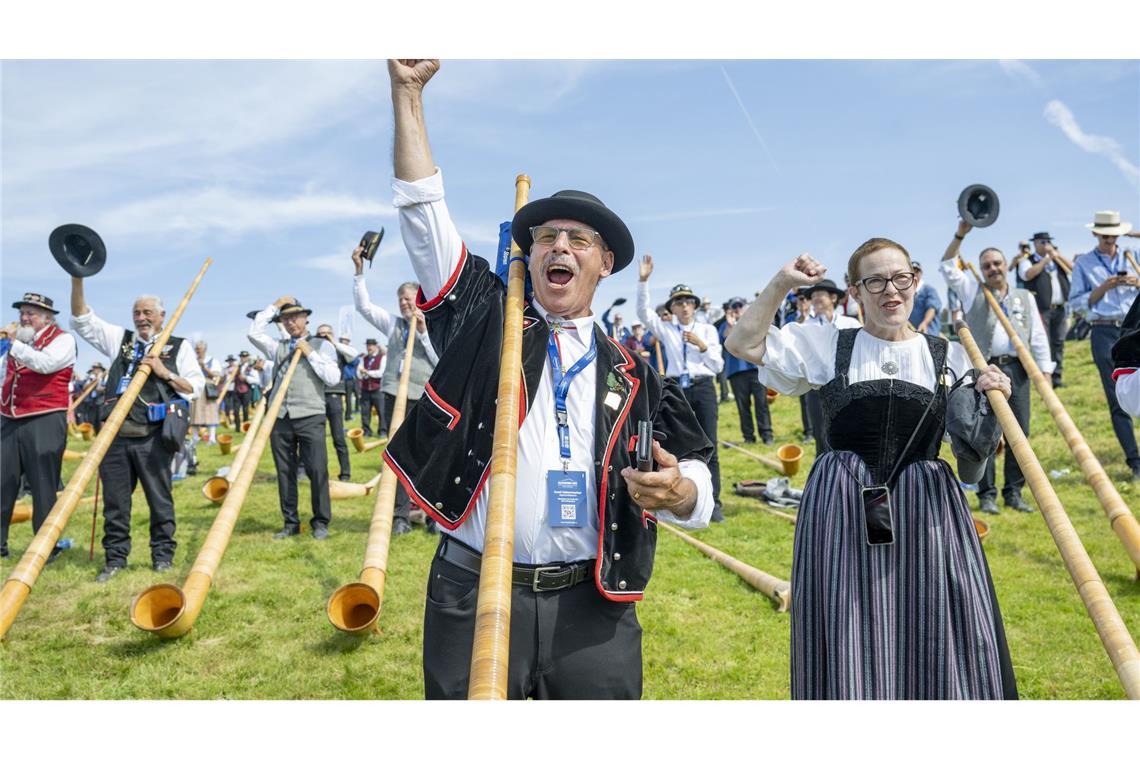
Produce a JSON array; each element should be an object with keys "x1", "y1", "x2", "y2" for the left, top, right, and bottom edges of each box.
[
  {"x1": 779, "y1": 253, "x2": 827, "y2": 289},
  {"x1": 388, "y1": 59, "x2": 441, "y2": 90}
]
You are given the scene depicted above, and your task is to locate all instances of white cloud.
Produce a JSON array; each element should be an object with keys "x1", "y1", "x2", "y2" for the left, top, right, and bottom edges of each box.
[
  {"x1": 719, "y1": 65, "x2": 778, "y2": 171},
  {"x1": 1044, "y1": 99, "x2": 1139, "y2": 185},
  {"x1": 998, "y1": 60, "x2": 1044, "y2": 89}
]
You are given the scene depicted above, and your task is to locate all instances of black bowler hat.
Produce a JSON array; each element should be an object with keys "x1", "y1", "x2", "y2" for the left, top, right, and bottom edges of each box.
[
  {"x1": 11, "y1": 292, "x2": 59, "y2": 314},
  {"x1": 511, "y1": 189, "x2": 634, "y2": 273},
  {"x1": 225, "y1": 355, "x2": 236, "y2": 362},
  {"x1": 1030, "y1": 231, "x2": 1053, "y2": 243},
  {"x1": 271, "y1": 301, "x2": 313, "y2": 322},
  {"x1": 365, "y1": 338, "x2": 378, "y2": 346},
  {"x1": 239, "y1": 350, "x2": 250, "y2": 357},
  {"x1": 666, "y1": 284, "x2": 700, "y2": 309},
  {"x1": 804, "y1": 279, "x2": 846, "y2": 298},
  {"x1": 49, "y1": 224, "x2": 106, "y2": 278}
]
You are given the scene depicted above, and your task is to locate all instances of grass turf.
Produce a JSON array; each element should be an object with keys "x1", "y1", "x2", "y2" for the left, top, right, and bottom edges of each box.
[{"x1": 1, "y1": 339, "x2": 1137, "y2": 699}]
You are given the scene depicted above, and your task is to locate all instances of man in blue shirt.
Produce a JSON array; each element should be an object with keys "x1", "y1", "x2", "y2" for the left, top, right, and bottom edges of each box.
[
  {"x1": 908, "y1": 261, "x2": 942, "y2": 336},
  {"x1": 1068, "y1": 210, "x2": 1140, "y2": 479},
  {"x1": 340, "y1": 337, "x2": 360, "y2": 421},
  {"x1": 719, "y1": 297, "x2": 773, "y2": 444}
]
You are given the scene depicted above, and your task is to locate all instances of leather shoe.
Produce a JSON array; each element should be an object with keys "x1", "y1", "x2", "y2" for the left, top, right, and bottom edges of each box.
[
  {"x1": 978, "y1": 497, "x2": 999, "y2": 515},
  {"x1": 273, "y1": 527, "x2": 300, "y2": 540},
  {"x1": 1131, "y1": 465, "x2": 1140, "y2": 483},
  {"x1": 95, "y1": 566, "x2": 123, "y2": 583},
  {"x1": 425, "y1": 519, "x2": 439, "y2": 534},
  {"x1": 313, "y1": 525, "x2": 329, "y2": 540},
  {"x1": 153, "y1": 560, "x2": 174, "y2": 572},
  {"x1": 0, "y1": 545, "x2": 9, "y2": 559},
  {"x1": 762, "y1": 435, "x2": 775, "y2": 446},
  {"x1": 338, "y1": 473, "x2": 352, "y2": 482},
  {"x1": 710, "y1": 505, "x2": 725, "y2": 523},
  {"x1": 392, "y1": 517, "x2": 412, "y2": 536},
  {"x1": 1005, "y1": 494, "x2": 1034, "y2": 513},
  {"x1": 45, "y1": 545, "x2": 65, "y2": 565}
]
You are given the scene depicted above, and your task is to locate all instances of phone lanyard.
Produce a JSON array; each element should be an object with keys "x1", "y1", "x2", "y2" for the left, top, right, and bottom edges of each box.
[
  {"x1": 125, "y1": 340, "x2": 151, "y2": 380},
  {"x1": 546, "y1": 330, "x2": 597, "y2": 470}
]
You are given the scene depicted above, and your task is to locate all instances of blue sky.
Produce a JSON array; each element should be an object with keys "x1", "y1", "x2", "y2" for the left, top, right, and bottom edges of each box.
[{"x1": 3, "y1": 59, "x2": 1137, "y2": 372}]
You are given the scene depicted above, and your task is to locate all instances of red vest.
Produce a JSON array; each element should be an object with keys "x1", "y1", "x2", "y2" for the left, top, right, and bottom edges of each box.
[
  {"x1": 360, "y1": 354, "x2": 383, "y2": 392},
  {"x1": 1, "y1": 324, "x2": 74, "y2": 418}
]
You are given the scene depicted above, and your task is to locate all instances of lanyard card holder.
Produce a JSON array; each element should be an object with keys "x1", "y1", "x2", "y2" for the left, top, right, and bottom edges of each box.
[{"x1": 679, "y1": 372, "x2": 692, "y2": 389}]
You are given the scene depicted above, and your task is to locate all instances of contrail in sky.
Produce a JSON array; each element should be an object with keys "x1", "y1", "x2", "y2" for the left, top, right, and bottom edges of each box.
[{"x1": 720, "y1": 65, "x2": 778, "y2": 172}]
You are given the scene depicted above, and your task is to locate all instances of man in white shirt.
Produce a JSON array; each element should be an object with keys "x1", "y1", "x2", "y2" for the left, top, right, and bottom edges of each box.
[
  {"x1": 69, "y1": 279, "x2": 205, "y2": 581},
  {"x1": 1, "y1": 293, "x2": 77, "y2": 561},
  {"x1": 383, "y1": 58, "x2": 714, "y2": 699},
  {"x1": 941, "y1": 220, "x2": 1055, "y2": 514},
  {"x1": 636, "y1": 257, "x2": 726, "y2": 521}
]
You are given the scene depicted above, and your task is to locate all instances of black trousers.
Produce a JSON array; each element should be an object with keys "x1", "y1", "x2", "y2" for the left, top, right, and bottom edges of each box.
[
  {"x1": 728, "y1": 371, "x2": 772, "y2": 442},
  {"x1": 681, "y1": 376, "x2": 721, "y2": 505},
  {"x1": 717, "y1": 368, "x2": 730, "y2": 402},
  {"x1": 423, "y1": 536, "x2": 642, "y2": 699},
  {"x1": 805, "y1": 389, "x2": 830, "y2": 455},
  {"x1": 232, "y1": 389, "x2": 252, "y2": 428},
  {"x1": 384, "y1": 392, "x2": 416, "y2": 520},
  {"x1": 269, "y1": 413, "x2": 331, "y2": 531},
  {"x1": 980, "y1": 359, "x2": 1031, "y2": 502},
  {"x1": 344, "y1": 380, "x2": 358, "y2": 420},
  {"x1": 324, "y1": 394, "x2": 351, "y2": 479},
  {"x1": 1091, "y1": 324, "x2": 1140, "y2": 468},
  {"x1": 358, "y1": 387, "x2": 384, "y2": 437},
  {"x1": 799, "y1": 395, "x2": 814, "y2": 438},
  {"x1": 1, "y1": 411, "x2": 67, "y2": 553},
  {"x1": 1042, "y1": 306, "x2": 1067, "y2": 383},
  {"x1": 99, "y1": 428, "x2": 177, "y2": 566}
]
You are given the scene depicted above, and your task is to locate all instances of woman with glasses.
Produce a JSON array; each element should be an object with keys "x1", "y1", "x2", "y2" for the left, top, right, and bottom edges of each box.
[{"x1": 725, "y1": 238, "x2": 1018, "y2": 699}]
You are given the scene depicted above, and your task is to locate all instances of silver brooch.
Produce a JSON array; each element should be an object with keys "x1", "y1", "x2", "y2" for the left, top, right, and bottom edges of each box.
[{"x1": 881, "y1": 360, "x2": 899, "y2": 375}]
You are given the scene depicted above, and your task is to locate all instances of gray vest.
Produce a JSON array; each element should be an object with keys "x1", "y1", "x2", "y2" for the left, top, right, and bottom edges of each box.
[
  {"x1": 965, "y1": 286, "x2": 1033, "y2": 359},
  {"x1": 382, "y1": 317, "x2": 433, "y2": 400},
  {"x1": 272, "y1": 337, "x2": 331, "y2": 419}
]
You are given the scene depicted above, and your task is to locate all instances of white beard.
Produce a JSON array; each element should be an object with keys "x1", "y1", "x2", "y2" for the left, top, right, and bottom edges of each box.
[{"x1": 15, "y1": 326, "x2": 35, "y2": 343}]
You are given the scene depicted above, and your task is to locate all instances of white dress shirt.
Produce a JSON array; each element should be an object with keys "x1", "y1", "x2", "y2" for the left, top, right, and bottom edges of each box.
[
  {"x1": 393, "y1": 168, "x2": 713, "y2": 563},
  {"x1": 247, "y1": 305, "x2": 342, "y2": 386},
  {"x1": 358, "y1": 351, "x2": 386, "y2": 379},
  {"x1": 940, "y1": 260, "x2": 1055, "y2": 375},
  {"x1": 352, "y1": 275, "x2": 439, "y2": 365},
  {"x1": 636, "y1": 282, "x2": 724, "y2": 378},
  {"x1": 69, "y1": 309, "x2": 204, "y2": 401},
  {"x1": 1017, "y1": 258, "x2": 1065, "y2": 307},
  {"x1": 0, "y1": 323, "x2": 76, "y2": 377}
]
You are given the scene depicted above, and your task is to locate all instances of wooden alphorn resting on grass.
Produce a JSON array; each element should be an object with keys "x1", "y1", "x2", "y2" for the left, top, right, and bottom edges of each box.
[
  {"x1": 720, "y1": 439, "x2": 803, "y2": 477},
  {"x1": 658, "y1": 521, "x2": 790, "y2": 612},
  {"x1": 10, "y1": 494, "x2": 98, "y2": 525},
  {"x1": 348, "y1": 428, "x2": 386, "y2": 453},
  {"x1": 327, "y1": 323, "x2": 418, "y2": 634},
  {"x1": 956, "y1": 321, "x2": 1140, "y2": 699},
  {"x1": 201, "y1": 380, "x2": 274, "y2": 504},
  {"x1": 468, "y1": 174, "x2": 531, "y2": 700},
  {"x1": 0, "y1": 258, "x2": 212, "y2": 640},
  {"x1": 964, "y1": 260, "x2": 1140, "y2": 577},
  {"x1": 130, "y1": 348, "x2": 303, "y2": 639}
]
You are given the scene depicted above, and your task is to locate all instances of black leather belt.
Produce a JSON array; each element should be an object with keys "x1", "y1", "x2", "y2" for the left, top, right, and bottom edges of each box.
[
  {"x1": 988, "y1": 355, "x2": 1019, "y2": 366},
  {"x1": 438, "y1": 535, "x2": 592, "y2": 592},
  {"x1": 1090, "y1": 319, "x2": 1124, "y2": 327}
]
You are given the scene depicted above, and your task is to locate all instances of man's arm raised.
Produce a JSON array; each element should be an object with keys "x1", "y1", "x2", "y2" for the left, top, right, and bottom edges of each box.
[{"x1": 390, "y1": 59, "x2": 440, "y2": 183}]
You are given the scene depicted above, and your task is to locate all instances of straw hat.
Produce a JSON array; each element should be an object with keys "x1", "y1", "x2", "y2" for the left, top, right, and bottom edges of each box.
[{"x1": 1085, "y1": 210, "x2": 1132, "y2": 237}]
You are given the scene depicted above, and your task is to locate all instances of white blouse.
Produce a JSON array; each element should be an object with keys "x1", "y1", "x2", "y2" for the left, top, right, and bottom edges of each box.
[{"x1": 756, "y1": 322, "x2": 972, "y2": 397}]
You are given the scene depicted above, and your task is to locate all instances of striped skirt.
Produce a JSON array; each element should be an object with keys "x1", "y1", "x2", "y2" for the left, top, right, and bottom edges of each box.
[{"x1": 791, "y1": 451, "x2": 1015, "y2": 699}]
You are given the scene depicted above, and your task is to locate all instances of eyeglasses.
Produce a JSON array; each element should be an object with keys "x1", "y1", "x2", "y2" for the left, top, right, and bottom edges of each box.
[
  {"x1": 856, "y1": 272, "x2": 916, "y2": 294},
  {"x1": 530, "y1": 225, "x2": 603, "y2": 250}
]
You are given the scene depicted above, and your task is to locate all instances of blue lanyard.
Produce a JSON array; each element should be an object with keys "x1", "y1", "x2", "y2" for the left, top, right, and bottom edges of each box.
[
  {"x1": 125, "y1": 340, "x2": 149, "y2": 378},
  {"x1": 1093, "y1": 250, "x2": 1120, "y2": 276},
  {"x1": 546, "y1": 328, "x2": 597, "y2": 467},
  {"x1": 673, "y1": 323, "x2": 689, "y2": 369}
]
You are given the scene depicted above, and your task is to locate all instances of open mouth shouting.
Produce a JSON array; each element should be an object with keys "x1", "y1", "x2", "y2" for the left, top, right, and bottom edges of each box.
[{"x1": 544, "y1": 259, "x2": 577, "y2": 289}]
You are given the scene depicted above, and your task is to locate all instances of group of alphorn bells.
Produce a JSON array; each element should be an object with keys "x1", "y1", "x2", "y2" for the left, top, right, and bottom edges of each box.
[{"x1": 2, "y1": 182, "x2": 1139, "y2": 700}]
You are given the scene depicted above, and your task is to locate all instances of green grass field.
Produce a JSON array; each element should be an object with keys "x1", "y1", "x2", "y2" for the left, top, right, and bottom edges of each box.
[{"x1": 2, "y1": 339, "x2": 1137, "y2": 699}]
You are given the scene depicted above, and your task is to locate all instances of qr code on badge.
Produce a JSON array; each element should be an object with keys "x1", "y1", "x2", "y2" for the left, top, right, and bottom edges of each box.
[{"x1": 561, "y1": 503, "x2": 576, "y2": 521}]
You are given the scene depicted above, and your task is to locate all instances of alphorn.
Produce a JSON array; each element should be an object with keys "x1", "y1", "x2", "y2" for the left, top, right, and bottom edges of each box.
[
  {"x1": 468, "y1": 174, "x2": 531, "y2": 700},
  {"x1": 0, "y1": 258, "x2": 212, "y2": 639},
  {"x1": 1127, "y1": 251, "x2": 1140, "y2": 278},
  {"x1": 720, "y1": 439, "x2": 803, "y2": 477},
  {"x1": 658, "y1": 521, "x2": 790, "y2": 612},
  {"x1": 963, "y1": 259, "x2": 1140, "y2": 576},
  {"x1": 327, "y1": 471, "x2": 383, "y2": 500},
  {"x1": 68, "y1": 378, "x2": 98, "y2": 414},
  {"x1": 11, "y1": 494, "x2": 98, "y2": 525},
  {"x1": 348, "y1": 428, "x2": 386, "y2": 453},
  {"x1": 327, "y1": 322, "x2": 418, "y2": 633},
  {"x1": 130, "y1": 348, "x2": 303, "y2": 639},
  {"x1": 956, "y1": 321, "x2": 1140, "y2": 698},
  {"x1": 201, "y1": 377, "x2": 275, "y2": 503},
  {"x1": 654, "y1": 339, "x2": 665, "y2": 375}
]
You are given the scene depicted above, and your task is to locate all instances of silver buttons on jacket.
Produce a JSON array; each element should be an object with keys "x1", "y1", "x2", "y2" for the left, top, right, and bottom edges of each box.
[
  {"x1": 618, "y1": 580, "x2": 627, "y2": 590},
  {"x1": 613, "y1": 552, "x2": 621, "y2": 561},
  {"x1": 610, "y1": 522, "x2": 618, "y2": 531}
]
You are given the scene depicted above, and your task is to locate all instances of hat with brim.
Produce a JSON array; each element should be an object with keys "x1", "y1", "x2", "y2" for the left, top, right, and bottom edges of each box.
[
  {"x1": 1030, "y1": 231, "x2": 1053, "y2": 243},
  {"x1": 11, "y1": 292, "x2": 59, "y2": 315},
  {"x1": 1086, "y1": 210, "x2": 1133, "y2": 237},
  {"x1": 946, "y1": 374, "x2": 1003, "y2": 485},
  {"x1": 271, "y1": 302, "x2": 313, "y2": 322},
  {"x1": 365, "y1": 338, "x2": 378, "y2": 346},
  {"x1": 239, "y1": 350, "x2": 250, "y2": 357},
  {"x1": 511, "y1": 190, "x2": 634, "y2": 273},
  {"x1": 666, "y1": 284, "x2": 700, "y2": 309},
  {"x1": 804, "y1": 279, "x2": 846, "y2": 299},
  {"x1": 49, "y1": 224, "x2": 106, "y2": 278}
]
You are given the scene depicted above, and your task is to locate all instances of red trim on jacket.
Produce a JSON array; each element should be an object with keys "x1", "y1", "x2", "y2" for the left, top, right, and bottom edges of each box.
[
  {"x1": 417, "y1": 244, "x2": 469, "y2": 312},
  {"x1": 1, "y1": 324, "x2": 73, "y2": 419},
  {"x1": 383, "y1": 447, "x2": 489, "y2": 532},
  {"x1": 1112, "y1": 367, "x2": 1137, "y2": 382},
  {"x1": 423, "y1": 381, "x2": 461, "y2": 430},
  {"x1": 594, "y1": 336, "x2": 644, "y2": 602}
]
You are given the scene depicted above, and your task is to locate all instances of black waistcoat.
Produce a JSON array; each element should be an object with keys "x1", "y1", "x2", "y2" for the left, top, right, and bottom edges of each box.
[
  {"x1": 1022, "y1": 255, "x2": 1071, "y2": 312},
  {"x1": 383, "y1": 246, "x2": 712, "y2": 603},
  {"x1": 102, "y1": 329, "x2": 184, "y2": 427}
]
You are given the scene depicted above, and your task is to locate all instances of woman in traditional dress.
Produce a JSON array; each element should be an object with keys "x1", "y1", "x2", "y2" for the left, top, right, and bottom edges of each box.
[
  {"x1": 189, "y1": 340, "x2": 221, "y2": 444},
  {"x1": 726, "y1": 238, "x2": 1018, "y2": 699}
]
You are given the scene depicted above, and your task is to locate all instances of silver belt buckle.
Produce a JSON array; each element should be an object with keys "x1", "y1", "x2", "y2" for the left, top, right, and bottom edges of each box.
[{"x1": 531, "y1": 565, "x2": 562, "y2": 592}]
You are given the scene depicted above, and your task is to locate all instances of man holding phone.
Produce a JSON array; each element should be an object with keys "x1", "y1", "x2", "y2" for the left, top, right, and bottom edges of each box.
[{"x1": 1069, "y1": 210, "x2": 1140, "y2": 480}]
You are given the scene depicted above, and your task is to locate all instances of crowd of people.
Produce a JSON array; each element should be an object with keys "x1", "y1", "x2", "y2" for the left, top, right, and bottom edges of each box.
[{"x1": 2, "y1": 58, "x2": 1138, "y2": 701}]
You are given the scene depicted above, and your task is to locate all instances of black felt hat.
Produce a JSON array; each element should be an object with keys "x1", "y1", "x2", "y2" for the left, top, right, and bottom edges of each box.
[
  {"x1": 49, "y1": 224, "x2": 107, "y2": 278},
  {"x1": 11, "y1": 292, "x2": 59, "y2": 314},
  {"x1": 1030, "y1": 231, "x2": 1053, "y2": 243},
  {"x1": 271, "y1": 301, "x2": 313, "y2": 322},
  {"x1": 511, "y1": 190, "x2": 634, "y2": 273},
  {"x1": 804, "y1": 279, "x2": 846, "y2": 298}
]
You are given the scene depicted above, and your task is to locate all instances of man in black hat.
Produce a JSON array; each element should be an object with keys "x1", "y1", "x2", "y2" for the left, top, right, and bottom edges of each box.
[
  {"x1": 315, "y1": 323, "x2": 358, "y2": 482},
  {"x1": 249, "y1": 297, "x2": 342, "y2": 539},
  {"x1": 357, "y1": 338, "x2": 386, "y2": 438},
  {"x1": 384, "y1": 59, "x2": 714, "y2": 699},
  {"x1": 1018, "y1": 232, "x2": 1073, "y2": 387},
  {"x1": 719, "y1": 296, "x2": 774, "y2": 445},
  {"x1": 1, "y1": 293, "x2": 77, "y2": 560},
  {"x1": 76, "y1": 362, "x2": 107, "y2": 431},
  {"x1": 801, "y1": 278, "x2": 861, "y2": 455},
  {"x1": 231, "y1": 350, "x2": 256, "y2": 429},
  {"x1": 69, "y1": 281, "x2": 205, "y2": 581}
]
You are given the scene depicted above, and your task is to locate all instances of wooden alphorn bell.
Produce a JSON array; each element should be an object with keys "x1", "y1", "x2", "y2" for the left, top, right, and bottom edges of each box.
[
  {"x1": 326, "y1": 321, "x2": 419, "y2": 633},
  {"x1": 963, "y1": 259, "x2": 1140, "y2": 577},
  {"x1": 468, "y1": 174, "x2": 531, "y2": 700},
  {"x1": 0, "y1": 258, "x2": 212, "y2": 640},
  {"x1": 201, "y1": 375, "x2": 274, "y2": 504},
  {"x1": 658, "y1": 522, "x2": 790, "y2": 612},
  {"x1": 956, "y1": 321, "x2": 1140, "y2": 698},
  {"x1": 130, "y1": 348, "x2": 303, "y2": 639}
]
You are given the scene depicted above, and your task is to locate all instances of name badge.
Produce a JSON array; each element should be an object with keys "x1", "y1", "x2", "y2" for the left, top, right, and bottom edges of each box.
[
  {"x1": 117, "y1": 376, "x2": 131, "y2": 395},
  {"x1": 679, "y1": 372, "x2": 692, "y2": 389},
  {"x1": 546, "y1": 470, "x2": 587, "y2": 528}
]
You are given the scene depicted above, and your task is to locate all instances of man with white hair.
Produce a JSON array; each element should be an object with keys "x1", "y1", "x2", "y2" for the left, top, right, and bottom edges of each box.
[
  {"x1": 70, "y1": 279, "x2": 204, "y2": 581},
  {"x1": 1, "y1": 292, "x2": 77, "y2": 560}
]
